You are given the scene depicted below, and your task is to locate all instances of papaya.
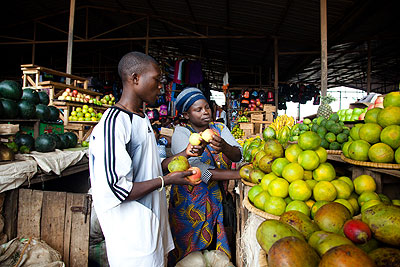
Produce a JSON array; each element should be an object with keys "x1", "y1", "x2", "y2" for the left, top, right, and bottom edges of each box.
[
  {"x1": 314, "y1": 202, "x2": 352, "y2": 234},
  {"x1": 369, "y1": 247, "x2": 400, "y2": 267},
  {"x1": 362, "y1": 204, "x2": 400, "y2": 246},
  {"x1": 256, "y1": 219, "x2": 304, "y2": 253},
  {"x1": 279, "y1": 210, "x2": 320, "y2": 240},
  {"x1": 308, "y1": 231, "x2": 354, "y2": 257},
  {"x1": 319, "y1": 244, "x2": 375, "y2": 267},
  {"x1": 268, "y1": 236, "x2": 320, "y2": 267}
]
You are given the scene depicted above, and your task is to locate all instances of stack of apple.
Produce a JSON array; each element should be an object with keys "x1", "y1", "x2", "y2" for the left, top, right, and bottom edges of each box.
[
  {"x1": 246, "y1": 99, "x2": 263, "y2": 111},
  {"x1": 100, "y1": 94, "x2": 116, "y2": 106},
  {"x1": 69, "y1": 105, "x2": 103, "y2": 122},
  {"x1": 57, "y1": 88, "x2": 114, "y2": 106}
]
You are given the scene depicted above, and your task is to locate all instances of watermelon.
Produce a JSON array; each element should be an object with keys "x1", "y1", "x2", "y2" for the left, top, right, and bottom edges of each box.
[
  {"x1": 0, "y1": 99, "x2": 19, "y2": 119},
  {"x1": 35, "y1": 104, "x2": 50, "y2": 121},
  {"x1": 48, "y1": 106, "x2": 60, "y2": 122},
  {"x1": 0, "y1": 80, "x2": 22, "y2": 101},
  {"x1": 58, "y1": 134, "x2": 70, "y2": 149},
  {"x1": 18, "y1": 100, "x2": 36, "y2": 119},
  {"x1": 0, "y1": 101, "x2": 3, "y2": 118},
  {"x1": 65, "y1": 132, "x2": 78, "y2": 148},
  {"x1": 49, "y1": 133, "x2": 63, "y2": 149},
  {"x1": 15, "y1": 134, "x2": 35, "y2": 150},
  {"x1": 35, "y1": 134, "x2": 56, "y2": 152},
  {"x1": 38, "y1": 91, "x2": 50, "y2": 105},
  {"x1": 22, "y1": 89, "x2": 40, "y2": 104}
]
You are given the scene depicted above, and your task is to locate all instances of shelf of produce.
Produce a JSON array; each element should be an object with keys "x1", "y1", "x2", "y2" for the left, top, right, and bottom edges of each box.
[
  {"x1": 0, "y1": 119, "x2": 40, "y2": 138},
  {"x1": 52, "y1": 100, "x2": 108, "y2": 111},
  {"x1": 64, "y1": 123, "x2": 96, "y2": 143}
]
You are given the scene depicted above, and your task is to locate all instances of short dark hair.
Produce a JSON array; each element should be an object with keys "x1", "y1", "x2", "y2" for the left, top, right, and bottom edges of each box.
[{"x1": 118, "y1": 52, "x2": 158, "y2": 81}]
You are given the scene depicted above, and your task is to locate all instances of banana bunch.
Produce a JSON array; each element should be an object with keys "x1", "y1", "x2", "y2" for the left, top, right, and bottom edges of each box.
[{"x1": 269, "y1": 115, "x2": 295, "y2": 131}]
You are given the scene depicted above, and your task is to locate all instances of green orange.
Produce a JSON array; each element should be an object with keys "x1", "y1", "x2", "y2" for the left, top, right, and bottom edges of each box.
[
  {"x1": 368, "y1": 143, "x2": 394, "y2": 163},
  {"x1": 348, "y1": 140, "x2": 371, "y2": 161},
  {"x1": 271, "y1": 157, "x2": 290, "y2": 177},
  {"x1": 314, "y1": 146, "x2": 328, "y2": 163},
  {"x1": 313, "y1": 181, "x2": 337, "y2": 201},
  {"x1": 297, "y1": 150, "x2": 320, "y2": 171},
  {"x1": 267, "y1": 178, "x2": 289, "y2": 198},
  {"x1": 298, "y1": 131, "x2": 321, "y2": 150},
  {"x1": 380, "y1": 125, "x2": 400, "y2": 150},
  {"x1": 288, "y1": 180, "x2": 312, "y2": 201},
  {"x1": 353, "y1": 175, "x2": 376, "y2": 195},
  {"x1": 282, "y1": 162, "x2": 304, "y2": 182},
  {"x1": 248, "y1": 185, "x2": 263, "y2": 203},
  {"x1": 285, "y1": 144, "x2": 303, "y2": 163},
  {"x1": 359, "y1": 123, "x2": 382, "y2": 144},
  {"x1": 313, "y1": 162, "x2": 336, "y2": 182}
]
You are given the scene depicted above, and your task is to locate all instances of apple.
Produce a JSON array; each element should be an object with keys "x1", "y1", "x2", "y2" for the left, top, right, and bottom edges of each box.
[
  {"x1": 201, "y1": 129, "x2": 216, "y2": 142},
  {"x1": 187, "y1": 167, "x2": 201, "y2": 183},
  {"x1": 72, "y1": 89, "x2": 78, "y2": 96},
  {"x1": 375, "y1": 95, "x2": 384, "y2": 105},
  {"x1": 62, "y1": 92, "x2": 69, "y2": 97},
  {"x1": 65, "y1": 88, "x2": 71, "y2": 93},
  {"x1": 359, "y1": 113, "x2": 366, "y2": 120},
  {"x1": 65, "y1": 96, "x2": 72, "y2": 101},
  {"x1": 58, "y1": 96, "x2": 65, "y2": 100},
  {"x1": 374, "y1": 102, "x2": 384, "y2": 109},
  {"x1": 89, "y1": 99, "x2": 93, "y2": 104},
  {"x1": 189, "y1": 133, "x2": 202, "y2": 146}
]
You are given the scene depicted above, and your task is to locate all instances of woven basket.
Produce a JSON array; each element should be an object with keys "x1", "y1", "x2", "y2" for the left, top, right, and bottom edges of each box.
[
  {"x1": 243, "y1": 194, "x2": 280, "y2": 220},
  {"x1": 242, "y1": 178, "x2": 256, "y2": 187},
  {"x1": 326, "y1": 149, "x2": 342, "y2": 155},
  {"x1": 340, "y1": 153, "x2": 400, "y2": 169},
  {"x1": 259, "y1": 249, "x2": 268, "y2": 267}
]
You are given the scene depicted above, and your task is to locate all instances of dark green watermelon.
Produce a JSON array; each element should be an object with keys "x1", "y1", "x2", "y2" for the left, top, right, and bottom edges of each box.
[
  {"x1": 36, "y1": 104, "x2": 50, "y2": 121},
  {"x1": 22, "y1": 89, "x2": 40, "y2": 104},
  {"x1": 35, "y1": 134, "x2": 56, "y2": 152},
  {"x1": 48, "y1": 106, "x2": 60, "y2": 122},
  {"x1": 49, "y1": 133, "x2": 63, "y2": 149},
  {"x1": 15, "y1": 134, "x2": 35, "y2": 150},
  {"x1": 0, "y1": 80, "x2": 22, "y2": 101},
  {"x1": 58, "y1": 134, "x2": 71, "y2": 148},
  {"x1": 0, "y1": 100, "x2": 3, "y2": 118},
  {"x1": 18, "y1": 100, "x2": 36, "y2": 119},
  {"x1": 64, "y1": 132, "x2": 78, "y2": 148},
  {"x1": 38, "y1": 91, "x2": 50, "y2": 105},
  {"x1": 0, "y1": 98, "x2": 19, "y2": 119}
]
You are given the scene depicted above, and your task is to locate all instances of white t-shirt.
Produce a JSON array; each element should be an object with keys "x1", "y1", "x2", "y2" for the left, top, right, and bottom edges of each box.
[{"x1": 89, "y1": 107, "x2": 173, "y2": 266}]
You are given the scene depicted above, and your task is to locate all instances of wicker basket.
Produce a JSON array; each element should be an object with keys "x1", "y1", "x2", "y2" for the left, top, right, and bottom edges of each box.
[
  {"x1": 241, "y1": 178, "x2": 256, "y2": 187},
  {"x1": 326, "y1": 149, "x2": 342, "y2": 155},
  {"x1": 340, "y1": 153, "x2": 400, "y2": 169},
  {"x1": 259, "y1": 249, "x2": 268, "y2": 267},
  {"x1": 243, "y1": 193, "x2": 280, "y2": 220}
]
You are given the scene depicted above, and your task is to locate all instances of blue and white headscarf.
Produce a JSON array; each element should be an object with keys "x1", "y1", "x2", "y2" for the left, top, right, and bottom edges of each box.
[{"x1": 175, "y1": 87, "x2": 207, "y2": 114}]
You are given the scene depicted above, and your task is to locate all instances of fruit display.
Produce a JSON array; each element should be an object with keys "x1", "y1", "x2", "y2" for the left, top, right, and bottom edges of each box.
[
  {"x1": 342, "y1": 91, "x2": 400, "y2": 164},
  {"x1": 68, "y1": 105, "x2": 103, "y2": 122},
  {"x1": 268, "y1": 115, "x2": 295, "y2": 132},
  {"x1": 337, "y1": 108, "x2": 366, "y2": 121},
  {"x1": 57, "y1": 88, "x2": 115, "y2": 106},
  {"x1": 237, "y1": 116, "x2": 249, "y2": 123},
  {"x1": 231, "y1": 124, "x2": 245, "y2": 139},
  {"x1": 0, "y1": 80, "x2": 60, "y2": 122}
]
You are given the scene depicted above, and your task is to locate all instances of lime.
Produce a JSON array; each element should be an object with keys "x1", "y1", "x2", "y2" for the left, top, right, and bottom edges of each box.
[
  {"x1": 329, "y1": 141, "x2": 341, "y2": 150},
  {"x1": 336, "y1": 133, "x2": 348, "y2": 144},
  {"x1": 325, "y1": 132, "x2": 336, "y2": 143}
]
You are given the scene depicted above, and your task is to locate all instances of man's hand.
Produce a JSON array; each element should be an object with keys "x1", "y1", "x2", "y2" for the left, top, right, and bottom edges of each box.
[{"x1": 164, "y1": 170, "x2": 202, "y2": 186}]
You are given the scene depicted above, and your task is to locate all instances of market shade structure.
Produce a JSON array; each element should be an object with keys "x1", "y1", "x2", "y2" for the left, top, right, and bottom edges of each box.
[{"x1": 0, "y1": 0, "x2": 399, "y2": 93}]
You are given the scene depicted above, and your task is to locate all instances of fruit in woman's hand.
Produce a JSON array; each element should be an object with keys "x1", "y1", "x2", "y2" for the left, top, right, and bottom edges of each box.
[
  {"x1": 189, "y1": 133, "x2": 202, "y2": 146},
  {"x1": 187, "y1": 167, "x2": 201, "y2": 183},
  {"x1": 343, "y1": 219, "x2": 371, "y2": 244},
  {"x1": 201, "y1": 129, "x2": 216, "y2": 142},
  {"x1": 168, "y1": 156, "x2": 190, "y2": 172}
]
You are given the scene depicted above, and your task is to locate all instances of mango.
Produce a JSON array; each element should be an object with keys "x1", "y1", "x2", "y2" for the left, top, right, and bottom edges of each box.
[
  {"x1": 268, "y1": 236, "x2": 320, "y2": 267},
  {"x1": 369, "y1": 247, "x2": 400, "y2": 267},
  {"x1": 362, "y1": 204, "x2": 400, "y2": 246},
  {"x1": 279, "y1": 210, "x2": 320, "y2": 240},
  {"x1": 308, "y1": 231, "x2": 354, "y2": 256},
  {"x1": 256, "y1": 219, "x2": 304, "y2": 253},
  {"x1": 167, "y1": 156, "x2": 190, "y2": 172},
  {"x1": 314, "y1": 202, "x2": 351, "y2": 234},
  {"x1": 319, "y1": 244, "x2": 375, "y2": 267}
]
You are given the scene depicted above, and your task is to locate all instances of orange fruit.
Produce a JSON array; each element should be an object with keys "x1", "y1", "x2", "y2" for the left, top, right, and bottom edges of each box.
[
  {"x1": 338, "y1": 176, "x2": 354, "y2": 192},
  {"x1": 377, "y1": 106, "x2": 400, "y2": 128},
  {"x1": 285, "y1": 144, "x2": 303, "y2": 162},
  {"x1": 334, "y1": 199, "x2": 354, "y2": 216},
  {"x1": 310, "y1": 200, "x2": 330, "y2": 219},
  {"x1": 331, "y1": 179, "x2": 352, "y2": 199},
  {"x1": 305, "y1": 179, "x2": 318, "y2": 190},
  {"x1": 349, "y1": 125, "x2": 362, "y2": 141},
  {"x1": 303, "y1": 170, "x2": 313, "y2": 180},
  {"x1": 282, "y1": 162, "x2": 304, "y2": 182},
  {"x1": 383, "y1": 91, "x2": 400, "y2": 108},
  {"x1": 353, "y1": 175, "x2": 376, "y2": 194},
  {"x1": 285, "y1": 200, "x2": 310, "y2": 217},
  {"x1": 358, "y1": 191, "x2": 380, "y2": 206},
  {"x1": 368, "y1": 143, "x2": 394, "y2": 163},
  {"x1": 288, "y1": 180, "x2": 312, "y2": 201},
  {"x1": 260, "y1": 172, "x2": 279, "y2": 191},
  {"x1": 298, "y1": 131, "x2": 321, "y2": 150},
  {"x1": 364, "y1": 108, "x2": 382, "y2": 124},
  {"x1": 314, "y1": 146, "x2": 328, "y2": 163},
  {"x1": 253, "y1": 191, "x2": 270, "y2": 210},
  {"x1": 313, "y1": 181, "x2": 337, "y2": 201},
  {"x1": 361, "y1": 199, "x2": 381, "y2": 213},
  {"x1": 271, "y1": 157, "x2": 290, "y2": 177},
  {"x1": 396, "y1": 147, "x2": 400, "y2": 164},
  {"x1": 348, "y1": 140, "x2": 371, "y2": 161},
  {"x1": 342, "y1": 141, "x2": 352, "y2": 158},
  {"x1": 359, "y1": 123, "x2": 382, "y2": 144},
  {"x1": 298, "y1": 150, "x2": 320, "y2": 170},
  {"x1": 267, "y1": 178, "x2": 289, "y2": 198},
  {"x1": 380, "y1": 125, "x2": 400, "y2": 150},
  {"x1": 312, "y1": 162, "x2": 336, "y2": 182},
  {"x1": 305, "y1": 199, "x2": 316, "y2": 209},
  {"x1": 248, "y1": 185, "x2": 263, "y2": 203},
  {"x1": 264, "y1": 196, "x2": 287, "y2": 216}
]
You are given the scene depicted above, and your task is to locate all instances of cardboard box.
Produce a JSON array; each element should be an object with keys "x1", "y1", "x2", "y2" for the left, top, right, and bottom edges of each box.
[
  {"x1": 160, "y1": 127, "x2": 174, "y2": 137},
  {"x1": 263, "y1": 105, "x2": 276, "y2": 113},
  {"x1": 251, "y1": 113, "x2": 264, "y2": 122},
  {"x1": 20, "y1": 122, "x2": 64, "y2": 136}
]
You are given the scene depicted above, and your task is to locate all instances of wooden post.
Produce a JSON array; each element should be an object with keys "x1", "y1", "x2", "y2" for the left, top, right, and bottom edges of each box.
[
  {"x1": 85, "y1": 7, "x2": 89, "y2": 40},
  {"x1": 320, "y1": 0, "x2": 328, "y2": 97},
  {"x1": 32, "y1": 22, "x2": 36, "y2": 64},
  {"x1": 367, "y1": 40, "x2": 371, "y2": 94},
  {"x1": 274, "y1": 38, "x2": 279, "y2": 112},
  {"x1": 66, "y1": 0, "x2": 76, "y2": 84}
]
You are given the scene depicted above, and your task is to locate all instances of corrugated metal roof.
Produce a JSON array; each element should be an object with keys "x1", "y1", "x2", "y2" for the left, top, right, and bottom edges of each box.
[{"x1": 0, "y1": 0, "x2": 399, "y2": 92}]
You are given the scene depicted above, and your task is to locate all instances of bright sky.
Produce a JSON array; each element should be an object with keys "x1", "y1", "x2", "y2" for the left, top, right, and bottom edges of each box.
[{"x1": 278, "y1": 86, "x2": 372, "y2": 120}]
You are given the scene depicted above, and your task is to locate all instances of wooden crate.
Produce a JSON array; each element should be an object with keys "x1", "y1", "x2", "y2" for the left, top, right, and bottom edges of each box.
[
  {"x1": 251, "y1": 113, "x2": 264, "y2": 122},
  {"x1": 263, "y1": 105, "x2": 276, "y2": 113},
  {"x1": 17, "y1": 189, "x2": 91, "y2": 267}
]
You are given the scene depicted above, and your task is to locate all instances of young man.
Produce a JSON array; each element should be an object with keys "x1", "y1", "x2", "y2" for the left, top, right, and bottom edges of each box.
[{"x1": 89, "y1": 52, "x2": 200, "y2": 267}]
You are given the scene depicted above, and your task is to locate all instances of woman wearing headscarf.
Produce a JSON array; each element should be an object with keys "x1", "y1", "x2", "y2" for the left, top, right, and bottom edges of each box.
[{"x1": 164, "y1": 87, "x2": 242, "y2": 265}]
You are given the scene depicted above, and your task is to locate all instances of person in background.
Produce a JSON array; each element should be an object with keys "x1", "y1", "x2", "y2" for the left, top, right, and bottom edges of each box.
[
  {"x1": 165, "y1": 87, "x2": 242, "y2": 265},
  {"x1": 89, "y1": 52, "x2": 202, "y2": 267},
  {"x1": 152, "y1": 124, "x2": 170, "y2": 161},
  {"x1": 216, "y1": 105, "x2": 227, "y2": 125}
]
